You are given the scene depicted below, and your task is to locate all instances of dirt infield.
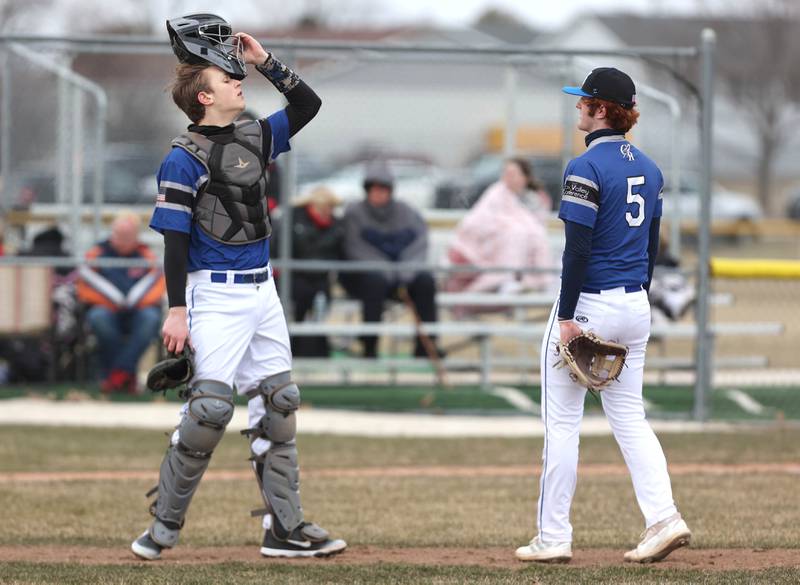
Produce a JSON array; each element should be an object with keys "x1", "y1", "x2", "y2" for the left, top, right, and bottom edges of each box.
[
  {"x1": 1, "y1": 461, "x2": 799, "y2": 484},
  {"x1": 0, "y1": 544, "x2": 797, "y2": 571}
]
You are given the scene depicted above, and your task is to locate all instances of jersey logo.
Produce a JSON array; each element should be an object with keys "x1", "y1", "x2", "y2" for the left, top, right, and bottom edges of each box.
[
  {"x1": 576, "y1": 315, "x2": 589, "y2": 323},
  {"x1": 620, "y1": 144, "x2": 635, "y2": 161},
  {"x1": 233, "y1": 157, "x2": 251, "y2": 169}
]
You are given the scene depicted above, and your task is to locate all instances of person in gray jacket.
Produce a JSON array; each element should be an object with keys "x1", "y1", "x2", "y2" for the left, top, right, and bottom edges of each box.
[{"x1": 340, "y1": 162, "x2": 441, "y2": 358}]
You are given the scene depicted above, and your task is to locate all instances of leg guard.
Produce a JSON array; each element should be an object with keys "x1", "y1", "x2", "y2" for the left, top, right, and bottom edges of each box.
[
  {"x1": 148, "y1": 380, "x2": 234, "y2": 548},
  {"x1": 243, "y1": 371, "x2": 304, "y2": 532}
]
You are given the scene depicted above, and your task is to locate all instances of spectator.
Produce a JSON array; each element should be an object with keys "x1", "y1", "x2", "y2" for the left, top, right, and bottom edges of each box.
[
  {"x1": 20, "y1": 226, "x2": 81, "y2": 381},
  {"x1": 77, "y1": 212, "x2": 165, "y2": 393},
  {"x1": 340, "y1": 161, "x2": 441, "y2": 358},
  {"x1": 446, "y1": 158, "x2": 552, "y2": 295},
  {"x1": 274, "y1": 186, "x2": 344, "y2": 356},
  {"x1": 0, "y1": 226, "x2": 63, "y2": 384}
]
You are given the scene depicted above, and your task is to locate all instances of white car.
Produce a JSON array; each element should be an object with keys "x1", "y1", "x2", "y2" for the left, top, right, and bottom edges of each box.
[
  {"x1": 661, "y1": 177, "x2": 762, "y2": 221},
  {"x1": 296, "y1": 158, "x2": 445, "y2": 210}
]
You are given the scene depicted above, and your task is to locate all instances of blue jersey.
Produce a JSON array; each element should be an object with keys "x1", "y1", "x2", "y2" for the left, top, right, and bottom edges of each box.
[
  {"x1": 149, "y1": 110, "x2": 291, "y2": 272},
  {"x1": 559, "y1": 134, "x2": 663, "y2": 290}
]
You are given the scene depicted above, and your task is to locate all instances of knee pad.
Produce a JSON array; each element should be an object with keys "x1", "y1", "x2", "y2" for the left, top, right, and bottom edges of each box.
[
  {"x1": 180, "y1": 379, "x2": 235, "y2": 452},
  {"x1": 244, "y1": 371, "x2": 300, "y2": 444},
  {"x1": 148, "y1": 380, "x2": 234, "y2": 547}
]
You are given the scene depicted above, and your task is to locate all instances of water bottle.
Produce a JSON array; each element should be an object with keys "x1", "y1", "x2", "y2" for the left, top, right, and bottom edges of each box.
[{"x1": 312, "y1": 291, "x2": 327, "y2": 322}]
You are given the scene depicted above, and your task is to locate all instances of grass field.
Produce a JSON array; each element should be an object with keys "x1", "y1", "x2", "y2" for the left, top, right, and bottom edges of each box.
[
  {"x1": 2, "y1": 382, "x2": 799, "y2": 420},
  {"x1": 0, "y1": 425, "x2": 798, "y2": 584}
]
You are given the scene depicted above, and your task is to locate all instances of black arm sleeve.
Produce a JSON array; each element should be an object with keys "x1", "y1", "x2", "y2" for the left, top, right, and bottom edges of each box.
[
  {"x1": 643, "y1": 216, "x2": 661, "y2": 292},
  {"x1": 284, "y1": 80, "x2": 322, "y2": 137},
  {"x1": 257, "y1": 80, "x2": 322, "y2": 155},
  {"x1": 164, "y1": 230, "x2": 190, "y2": 308},
  {"x1": 557, "y1": 221, "x2": 593, "y2": 321}
]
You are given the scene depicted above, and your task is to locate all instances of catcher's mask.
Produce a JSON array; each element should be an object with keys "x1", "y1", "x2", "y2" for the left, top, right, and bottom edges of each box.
[{"x1": 166, "y1": 13, "x2": 247, "y2": 80}]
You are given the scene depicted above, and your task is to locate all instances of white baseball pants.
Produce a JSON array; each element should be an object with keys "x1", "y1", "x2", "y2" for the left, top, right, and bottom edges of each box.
[{"x1": 536, "y1": 287, "x2": 678, "y2": 543}]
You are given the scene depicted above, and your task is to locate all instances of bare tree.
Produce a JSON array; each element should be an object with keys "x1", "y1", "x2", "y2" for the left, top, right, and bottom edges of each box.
[
  {"x1": 0, "y1": 0, "x2": 51, "y2": 32},
  {"x1": 709, "y1": 1, "x2": 800, "y2": 214},
  {"x1": 472, "y1": 8, "x2": 538, "y2": 44},
  {"x1": 263, "y1": 0, "x2": 389, "y2": 29}
]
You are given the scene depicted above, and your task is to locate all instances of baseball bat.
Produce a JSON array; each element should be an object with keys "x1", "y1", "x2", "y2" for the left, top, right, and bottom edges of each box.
[{"x1": 397, "y1": 286, "x2": 449, "y2": 388}]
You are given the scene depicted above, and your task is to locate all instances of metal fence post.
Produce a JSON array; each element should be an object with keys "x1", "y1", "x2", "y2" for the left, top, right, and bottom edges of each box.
[
  {"x1": 560, "y1": 58, "x2": 575, "y2": 172},
  {"x1": 70, "y1": 86, "x2": 84, "y2": 259},
  {"x1": 92, "y1": 86, "x2": 107, "y2": 241},
  {"x1": 693, "y1": 29, "x2": 716, "y2": 421},
  {"x1": 8, "y1": 45, "x2": 105, "y2": 256},
  {"x1": 278, "y1": 50, "x2": 297, "y2": 317},
  {"x1": 668, "y1": 100, "x2": 682, "y2": 260},
  {"x1": 0, "y1": 50, "x2": 10, "y2": 210},
  {"x1": 57, "y1": 71, "x2": 71, "y2": 208},
  {"x1": 503, "y1": 64, "x2": 518, "y2": 156}
]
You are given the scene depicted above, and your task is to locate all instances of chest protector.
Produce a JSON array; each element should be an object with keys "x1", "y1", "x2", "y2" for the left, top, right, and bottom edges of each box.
[{"x1": 172, "y1": 120, "x2": 272, "y2": 244}]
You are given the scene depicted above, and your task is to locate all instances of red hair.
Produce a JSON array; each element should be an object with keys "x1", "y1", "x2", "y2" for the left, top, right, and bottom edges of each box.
[{"x1": 583, "y1": 97, "x2": 640, "y2": 133}]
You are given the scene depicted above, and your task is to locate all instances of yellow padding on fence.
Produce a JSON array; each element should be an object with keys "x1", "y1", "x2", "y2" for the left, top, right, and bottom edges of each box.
[{"x1": 710, "y1": 257, "x2": 800, "y2": 279}]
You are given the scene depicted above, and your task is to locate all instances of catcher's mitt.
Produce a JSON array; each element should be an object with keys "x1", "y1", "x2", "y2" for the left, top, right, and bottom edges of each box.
[
  {"x1": 146, "y1": 346, "x2": 194, "y2": 393},
  {"x1": 556, "y1": 331, "x2": 628, "y2": 392}
]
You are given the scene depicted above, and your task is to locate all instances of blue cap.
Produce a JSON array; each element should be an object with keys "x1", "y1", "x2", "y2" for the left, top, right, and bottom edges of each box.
[{"x1": 562, "y1": 86, "x2": 593, "y2": 98}]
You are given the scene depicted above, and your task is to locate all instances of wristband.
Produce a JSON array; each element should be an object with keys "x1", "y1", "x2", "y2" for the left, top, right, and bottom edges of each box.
[{"x1": 255, "y1": 53, "x2": 300, "y2": 93}]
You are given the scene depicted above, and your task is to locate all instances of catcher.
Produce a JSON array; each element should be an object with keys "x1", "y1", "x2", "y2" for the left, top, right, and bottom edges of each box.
[
  {"x1": 130, "y1": 14, "x2": 345, "y2": 561},
  {"x1": 515, "y1": 67, "x2": 691, "y2": 564}
]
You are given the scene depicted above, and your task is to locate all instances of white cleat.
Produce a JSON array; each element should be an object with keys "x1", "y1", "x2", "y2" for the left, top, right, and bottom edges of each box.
[
  {"x1": 624, "y1": 513, "x2": 691, "y2": 563},
  {"x1": 515, "y1": 536, "x2": 572, "y2": 563}
]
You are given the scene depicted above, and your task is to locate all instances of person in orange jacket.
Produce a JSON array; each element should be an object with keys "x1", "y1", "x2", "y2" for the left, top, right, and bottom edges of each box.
[{"x1": 77, "y1": 212, "x2": 165, "y2": 393}]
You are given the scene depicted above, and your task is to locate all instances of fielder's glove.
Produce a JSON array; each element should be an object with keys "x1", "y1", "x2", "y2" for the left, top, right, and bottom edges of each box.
[
  {"x1": 556, "y1": 331, "x2": 628, "y2": 392},
  {"x1": 146, "y1": 346, "x2": 194, "y2": 393}
]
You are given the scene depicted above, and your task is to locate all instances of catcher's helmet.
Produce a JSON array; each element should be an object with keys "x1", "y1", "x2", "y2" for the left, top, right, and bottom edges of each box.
[{"x1": 166, "y1": 13, "x2": 247, "y2": 80}]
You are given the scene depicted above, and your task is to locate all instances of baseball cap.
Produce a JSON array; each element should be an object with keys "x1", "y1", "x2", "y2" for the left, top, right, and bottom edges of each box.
[{"x1": 562, "y1": 67, "x2": 637, "y2": 109}]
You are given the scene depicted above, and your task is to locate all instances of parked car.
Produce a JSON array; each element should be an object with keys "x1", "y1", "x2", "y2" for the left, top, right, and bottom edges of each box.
[
  {"x1": 661, "y1": 175, "x2": 763, "y2": 221},
  {"x1": 786, "y1": 188, "x2": 800, "y2": 220},
  {"x1": 434, "y1": 154, "x2": 563, "y2": 210},
  {"x1": 8, "y1": 143, "x2": 163, "y2": 209},
  {"x1": 296, "y1": 157, "x2": 445, "y2": 209}
]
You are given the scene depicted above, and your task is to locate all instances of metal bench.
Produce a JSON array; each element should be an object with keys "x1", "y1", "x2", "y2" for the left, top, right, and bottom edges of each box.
[{"x1": 289, "y1": 321, "x2": 783, "y2": 390}]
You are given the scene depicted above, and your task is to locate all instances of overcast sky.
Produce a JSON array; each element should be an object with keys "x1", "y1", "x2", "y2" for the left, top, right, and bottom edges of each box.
[
  {"x1": 362, "y1": 0, "x2": 714, "y2": 29},
  {"x1": 21, "y1": 0, "x2": 731, "y2": 34}
]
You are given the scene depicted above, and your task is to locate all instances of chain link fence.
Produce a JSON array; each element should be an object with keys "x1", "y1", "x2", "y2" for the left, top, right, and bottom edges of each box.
[{"x1": 0, "y1": 33, "x2": 754, "y2": 422}]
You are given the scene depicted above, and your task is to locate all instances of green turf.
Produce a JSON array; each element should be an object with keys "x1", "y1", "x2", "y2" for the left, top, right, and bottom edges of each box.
[
  {"x1": 2, "y1": 381, "x2": 799, "y2": 420},
  {"x1": 0, "y1": 562, "x2": 797, "y2": 585}
]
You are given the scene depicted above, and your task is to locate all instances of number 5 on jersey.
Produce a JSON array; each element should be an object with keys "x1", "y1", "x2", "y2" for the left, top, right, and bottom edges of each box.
[{"x1": 626, "y1": 176, "x2": 645, "y2": 227}]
